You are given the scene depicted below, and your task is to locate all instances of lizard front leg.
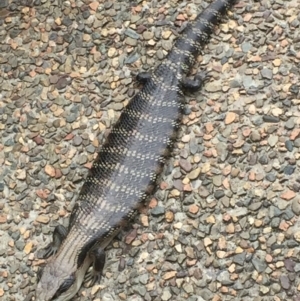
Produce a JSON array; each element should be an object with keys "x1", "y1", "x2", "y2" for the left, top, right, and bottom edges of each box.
[{"x1": 42, "y1": 225, "x2": 68, "y2": 258}]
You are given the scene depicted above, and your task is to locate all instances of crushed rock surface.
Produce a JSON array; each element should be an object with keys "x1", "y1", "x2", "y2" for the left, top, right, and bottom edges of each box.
[{"x1": 1, "y1": 0, "x2": 300, "y2": 301}]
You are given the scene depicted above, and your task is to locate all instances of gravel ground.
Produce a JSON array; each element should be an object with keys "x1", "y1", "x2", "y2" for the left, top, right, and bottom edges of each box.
[{"x1": 1, "y1": 0, "x2": 300, "y2": 300}]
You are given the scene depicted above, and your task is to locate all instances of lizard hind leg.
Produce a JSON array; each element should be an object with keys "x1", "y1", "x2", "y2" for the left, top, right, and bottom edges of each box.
[{"x1": 84, "y1": 248, "x2": 106, "y2": 287}]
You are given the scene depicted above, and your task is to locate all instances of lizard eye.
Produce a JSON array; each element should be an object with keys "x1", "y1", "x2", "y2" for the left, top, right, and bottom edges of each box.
[{"x1": 52, "y1": 274, "x2": 75, "y2": 299}]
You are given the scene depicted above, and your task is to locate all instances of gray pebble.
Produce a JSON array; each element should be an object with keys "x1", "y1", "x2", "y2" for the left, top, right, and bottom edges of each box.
[
  {"x1": 258, "y1": 154, "x2": 268, "y2": 165},
  {"x1": 284, "y1": 258, "x2": 296, "y2": 272},
  {"x1": 252, "y1": 255, "x2": 267, "y2": 273},
  {"x1": 124, "y1": 28, "x2": 140, "y2": 39},
  {"x1": 161, "y1": 289, "x2": 172, "y2": 301},
  {"x1": 284, "y1": 165, "x2": 295, "y2": 175},
  {"x1": 294, "y1": 138, "x2": 300, "y2": 147},
  {"x1": 294, "y1": 263, "x2": 300, "y2": 273},
  {"x1": 86, "y1": 145, "x2": 95, "y2": 153},
  {"x1": 73, "y1": 136, "x2": 82, "y2": 146},
  {"x1": 285, "y1": 118, "x2": 295, "y2": 130},
  {"x1": 179, "y1": 159, "x2": 192, "y2": 172},
  {"x1": 265, "y1": 173, "x2": 276, "y2": 182},
  {"x1": 283, "y1": 208, "x2": 294, "y2": 220},
  {"x1": 66, "y1": 113, "x2": 77, "y2": 123},
  {"x1": 10, "y1": 263, "x2": 19, "y2": 274},
  {"x1": 143, "y1": 31, "x2": 154, "y2": 40},
  {"x1": 285, "y1": 140, "x2": 293, "y2": 151},
  {"x1": 241, "y1": 42, "x2": 252, "y2": 53},
  {"x1": 133, "y1": 285, "x2": 147, "y2": 296},
  {"x1": 125, "y1": 53, "x2": 140, "y2": 64},
  {"x1": 271, "y1": 283, "x2": 281, "y2": 294},
  {"x1": 0, "y1": 0, "x2": 8, "y2": 8},
  {"x1": 248, "y1": 201, "x2": 262, "y2": 211},
  {"x1": 77, "y1": 155, "x2": 88, "y2": 165},
  {"x1": 198, "y1": 288, "x2": 212, "y2": 300},
  {"x1": 261, "y1": 68, "x2": 273, "y2": 79},
  {"x1": 250, "y1": 130, "x2": 261, "y2": 142},
  {"x1": 280, "y1": 275, "x2": 290, "y2": 290},
  {"x1": 291, "y1": 199, "x2": 300, "y2": 215},
  {"x1": 230, "y1": 79, "x2": 241, "y2": 88},
  {"x1": 125, "y1": 37, "x2": 138, "y2": 46},
  {"x1": 151, "y1": 206, "x2": 165, "y2": 217},
  {"x1": 214, "y1": 190, "x2": 225, "y2": 199},
  {"x1": 233, "y1": 252, "x2": 246, "y2": 265},
  {"x1": 263, "y1": 115, "x2": 280, "y2": 123},
  {"x1": 269, "y1": 206, "x2": 282, "y2": 218},
  {"x1": 243, "y1": 75, "x2": 257, "y2": 90}
]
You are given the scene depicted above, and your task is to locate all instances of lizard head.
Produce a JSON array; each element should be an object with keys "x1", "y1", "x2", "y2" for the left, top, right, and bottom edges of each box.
[{"x1": 35, "y1": 257, "x2": 80, "y2": 301}]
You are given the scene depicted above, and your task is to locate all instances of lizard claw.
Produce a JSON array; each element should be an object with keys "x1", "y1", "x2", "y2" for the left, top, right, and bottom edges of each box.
[{"x1": 84, "y1": 268, "x2": 102, "y2": 287}]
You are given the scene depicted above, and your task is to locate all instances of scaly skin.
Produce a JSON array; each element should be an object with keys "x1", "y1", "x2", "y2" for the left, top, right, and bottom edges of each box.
[{"x1": 35, "y1": 1, "x2": 237, "y2": 300}]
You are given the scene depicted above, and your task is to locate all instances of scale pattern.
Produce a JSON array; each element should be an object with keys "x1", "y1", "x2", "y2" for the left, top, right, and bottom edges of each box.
[
  {"x1": 71, "y1": 0, "x2": 237, "y2": 260},
  {"x1": 35, "y1": 1, "x2": 237, "y2": 300}
]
